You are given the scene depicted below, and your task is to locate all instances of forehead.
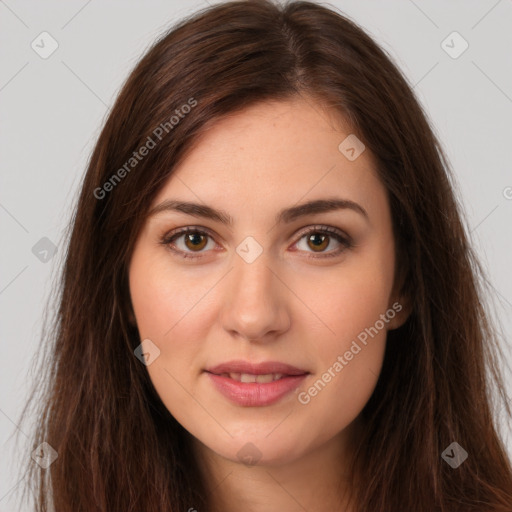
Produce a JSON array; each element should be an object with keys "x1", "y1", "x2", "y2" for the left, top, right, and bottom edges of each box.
[{"x1": 151, "y1": 97, "x2": 385, "y2": 220}]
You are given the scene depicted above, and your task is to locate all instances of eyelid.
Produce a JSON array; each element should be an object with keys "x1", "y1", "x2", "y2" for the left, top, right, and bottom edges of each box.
[
  {"x1": 161, "y1": 226, "x2": 219, "y2": 259},
  {"x1": 160, "y1": 224, "x2": 352, "y2": 259},
  {"x1": 293, "y1": 224, "x2": 348, "y2": 240},
  {"x1": 161, "y1": 225, "x2": 219, "y2": 246},
  {"x1": 290, "y1": 224, "x2": 353, "y2": 259}
]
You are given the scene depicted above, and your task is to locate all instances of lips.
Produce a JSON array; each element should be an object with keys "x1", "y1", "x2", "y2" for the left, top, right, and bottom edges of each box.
[
  {"x1": 206, "y1": 360, "x2": 308, "y2": 377},
  {"x1": 204, "y1": 360, "x2": 309, "y2": 407}
]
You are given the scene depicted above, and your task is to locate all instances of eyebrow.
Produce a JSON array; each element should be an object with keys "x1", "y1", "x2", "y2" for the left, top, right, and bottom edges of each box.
[{"x1": 147, "y1": 197, "x2": 369, "y2": 226}]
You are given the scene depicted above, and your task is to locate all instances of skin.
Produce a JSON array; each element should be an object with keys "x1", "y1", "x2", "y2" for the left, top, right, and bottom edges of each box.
[{"x1": 128, "y1": 95, "x2": 410, "y2": 512}]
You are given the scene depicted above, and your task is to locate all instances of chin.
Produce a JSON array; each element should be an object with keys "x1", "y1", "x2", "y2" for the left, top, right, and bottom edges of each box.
[{"x1": 206, "y1": 433, "x2": 307, "y2": 467}]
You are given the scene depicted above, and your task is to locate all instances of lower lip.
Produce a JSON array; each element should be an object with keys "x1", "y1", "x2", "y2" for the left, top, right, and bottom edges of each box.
[{"x1": 205, "y1": 372, "x2": 308, "y2": 406}]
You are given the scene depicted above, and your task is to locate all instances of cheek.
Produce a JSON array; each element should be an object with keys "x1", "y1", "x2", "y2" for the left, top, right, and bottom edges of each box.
[
  {"x1": 294, "y1": 294, "x2": 388, "y2": 443},
  {"x1": 129, "y1": 245, "x2": 209, "y2": 341},
  {"x1": 294, "y1": 240, "x2": 394, "y2": 418},
  {"x1": 129, "y1": 250, "x2": 212, "y2": 420},
  {"x1": 300, "y1": 239, "x2": 395, "y2": 354},
  {"x1": 129, "y1": 246, "x2": 221, "y2": 380}
]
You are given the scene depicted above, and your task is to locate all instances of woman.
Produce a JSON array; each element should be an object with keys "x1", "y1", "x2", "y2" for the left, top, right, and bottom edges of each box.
[{"x1": 18, "y1": 0, "x2": 512, "y2": 510}]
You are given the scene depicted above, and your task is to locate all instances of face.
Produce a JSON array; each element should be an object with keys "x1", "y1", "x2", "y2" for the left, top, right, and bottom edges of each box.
[{"x1": 128, "y1": 96, "x2": 408, "y2": 467}]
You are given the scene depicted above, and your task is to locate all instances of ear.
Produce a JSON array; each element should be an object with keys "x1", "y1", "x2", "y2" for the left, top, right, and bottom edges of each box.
[
  {"x1": 386, "y1": 257, "x2": 413, "y2": 330},
  {"x1": 127, "y1": 303, "x2": 137, "y2": 326},
  {"x1": 386, "y1": 293, "x2": 412, "y2": 330},
  {"x1": 123, "y1": 295, "x2": 138, "y2": 327},
  {"x1": 128, "y1": 309, "x2": 137, "y2": 326}
]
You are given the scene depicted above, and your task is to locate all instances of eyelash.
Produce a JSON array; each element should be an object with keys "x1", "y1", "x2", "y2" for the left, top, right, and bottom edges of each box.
[{"x1": 160, "y1": 225, "x2": 353, "y2": 260}]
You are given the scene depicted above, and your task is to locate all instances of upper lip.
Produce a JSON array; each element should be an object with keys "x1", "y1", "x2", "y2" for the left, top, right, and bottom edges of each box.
[{"x1": 205, "y1": 360, "x2": 309, "y2": 376}]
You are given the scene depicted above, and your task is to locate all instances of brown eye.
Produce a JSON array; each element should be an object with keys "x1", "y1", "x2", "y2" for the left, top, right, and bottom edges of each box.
[
  {"x1": 294, "y1": 226, "x2": 352, "y2": 258},
  {"x1": 306, "y1": 233, "x2": 329, "y2": 252},
  {"x1": 183, "y1": 232, "x2": 208, "y2": 251},
  {"x1": 161, "y1": 227, "x2": 215, "y2": 259},
  {"x1": 161, "y1": 225, "x2": 352, "y2": 260}
]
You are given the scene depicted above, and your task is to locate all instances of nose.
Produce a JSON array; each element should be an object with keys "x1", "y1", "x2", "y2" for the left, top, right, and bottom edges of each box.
[{"x1": 219, "y1": 252, "x2": 291, "y2": 343}]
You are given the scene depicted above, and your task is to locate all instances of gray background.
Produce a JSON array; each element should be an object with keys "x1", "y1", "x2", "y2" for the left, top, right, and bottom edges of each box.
[{"x1": 1, "y1": 0, "x2": 511, "y2": 509}]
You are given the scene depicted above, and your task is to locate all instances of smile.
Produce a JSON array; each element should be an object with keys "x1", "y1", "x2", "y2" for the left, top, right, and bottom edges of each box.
[{"x1": 204, "y1": 360, "x2": 310, "y2": 407}]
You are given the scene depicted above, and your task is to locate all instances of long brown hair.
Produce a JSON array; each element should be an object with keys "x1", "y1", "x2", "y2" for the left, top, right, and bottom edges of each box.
[{"x1": 17, "y1": 1, "x2": 512, "y2": 510}]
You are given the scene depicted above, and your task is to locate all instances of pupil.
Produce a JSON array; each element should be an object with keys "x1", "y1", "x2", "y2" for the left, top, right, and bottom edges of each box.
[
  {"x1": 309, "y1": 234, "x2": 328, "y2": 251},
  {"x1": 311, "y1": 234, "x2": 325, "y2": 246},
  {"x1": 189, "y1": 234, "x2": 202, "y2": 245}
]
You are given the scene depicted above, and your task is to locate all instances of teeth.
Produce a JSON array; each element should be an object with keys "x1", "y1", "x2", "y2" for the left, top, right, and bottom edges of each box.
[
  {"x1": 255, "y1": 374, "x2": 274, "y2": 384},
  {"x1": 227, "y1": 372, "x2": 284, "y2": 383}
]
